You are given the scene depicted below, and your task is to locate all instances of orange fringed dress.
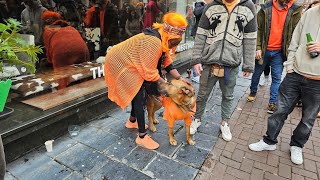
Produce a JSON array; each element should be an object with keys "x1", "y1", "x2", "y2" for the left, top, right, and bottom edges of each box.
[
  {"x1": 162, "y1": 97, "x2": 196, "y2": 128},
  {"x1": 104, "y1": 33, "x2": 172, "y2": 109}
]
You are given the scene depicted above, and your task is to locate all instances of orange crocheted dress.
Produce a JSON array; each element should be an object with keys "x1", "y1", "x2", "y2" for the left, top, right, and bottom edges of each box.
[{"x1": 104, "y1": 33, "x2": 172, "y2": 109}]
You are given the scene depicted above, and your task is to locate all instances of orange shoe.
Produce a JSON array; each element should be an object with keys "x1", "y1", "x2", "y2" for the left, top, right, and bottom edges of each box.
[
  {"x1": 125, "y1": 119, "x2": 148, "y2": 129},
  {"x1": 135, "y1": 134, "x2": 159, "y2": 150}
]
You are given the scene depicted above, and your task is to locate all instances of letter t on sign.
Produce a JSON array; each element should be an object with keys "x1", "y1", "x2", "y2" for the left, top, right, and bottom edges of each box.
[{"x1": 90, "y1": 67, "x2": 98, "y2": 79}]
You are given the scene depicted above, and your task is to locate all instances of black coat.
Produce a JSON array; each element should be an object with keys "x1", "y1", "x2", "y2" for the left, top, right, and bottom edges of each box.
[{"x1": 191, "y1": 2, "x2": 205, "y2": 37}]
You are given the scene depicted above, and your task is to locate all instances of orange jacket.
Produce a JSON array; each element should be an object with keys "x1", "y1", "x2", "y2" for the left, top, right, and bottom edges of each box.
[{"x1": 162, "y1": 97, "x2": 195, "y2": 128}]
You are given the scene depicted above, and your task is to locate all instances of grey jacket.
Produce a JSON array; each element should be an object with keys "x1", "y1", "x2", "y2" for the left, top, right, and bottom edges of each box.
[
  {"x1": 21, "y1": 0, "x2": 47, "y2": 45},
  {"x1": 191, "y1": 0, "x2": 257, "y2": 72}
]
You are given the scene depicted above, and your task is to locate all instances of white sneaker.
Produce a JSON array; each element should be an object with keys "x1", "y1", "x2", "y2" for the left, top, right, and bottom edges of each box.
[
  {"x1": 290, "y1": 146, "x2": 303, "y2": 165},
  {"x1": 191, "y1": 76, "x2": 200, "y2": 84},
  {"x1": 220, "y1": 123, "x2": 232, "y2": 141},
  {"x1": 190, "y1": 119, "x2": 201, "y2": 135},
  {"x1": 249, "y1": 139, "x2": 276, "y2": 151}
]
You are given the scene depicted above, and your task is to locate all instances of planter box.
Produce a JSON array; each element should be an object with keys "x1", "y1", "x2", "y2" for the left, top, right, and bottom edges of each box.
[{"x1": 0, "y1": 79, "x2": 12, "y2": 112}]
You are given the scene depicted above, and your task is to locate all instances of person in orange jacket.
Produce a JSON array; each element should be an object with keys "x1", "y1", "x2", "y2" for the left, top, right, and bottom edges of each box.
[{"x1": 104, "y1": 12, "x2": 187, "y2": 150}]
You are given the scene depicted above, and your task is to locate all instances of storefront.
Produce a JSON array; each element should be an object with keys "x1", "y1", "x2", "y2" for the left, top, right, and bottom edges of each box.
[{"x1": 0, "y1": 0, "x2": 199, "y2": 161}]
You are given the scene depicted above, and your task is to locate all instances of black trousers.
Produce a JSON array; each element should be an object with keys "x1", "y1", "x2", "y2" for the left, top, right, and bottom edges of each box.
[
  {"x1": 130, "y1": 85, "x2": 147, "y2": 133},
  {"x1": 263, "y1": 72, "x2": 320, "y2": 148},
  {"x1": 0, "y1": 136, "x2": 5, "y2": 180}
]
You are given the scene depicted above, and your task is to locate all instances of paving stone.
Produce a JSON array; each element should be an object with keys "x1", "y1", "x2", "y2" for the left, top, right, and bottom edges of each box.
[
  {"x1": 22, "y1": 161, "x2": 71, "y2": 180},
  {"x1": 104, "y1": 138, "x2": 137, "y2": 161},
  {"x1": 8, "y1": 150, "x2": 71, "y2": 180},
  {"x1": 236, "y1": 78, "x2": 251, "y2": 87},
  {"x1": 175, "y1": 130, "x2": 217, "y2": 151},
  {"x1": 124, "y1": 146, "x2": 157, "y2": 170},
  {"x1": 104, "y1": 120, "x2": 138, "y2": 141},
  {"x1": 55, "y1": 143, "x2": 108, "y2": 176},
  {"x1": 7, "y1": 149, "x2": 51, "y2": 178},
  {"x1": 88, "y1": 116, "x2": 120, "y2": 129},
  {"x1": 65, "y1": 173, "x2": 86, "y2": 180},
  {"x1": 197, "y1": 121, "x2": 221, "y2": 137},
  {"x1": 4, "y1": 173, "x2": 17, "y2": 180},
  {"x1": 202, "y1": 107, "x2": 222, "y2": 124},
  {"x1": 45, "y1": 136, "x2": 78, "y2": 158},
  {"x1": 72, "y1": 126, "x2": 120, "y2": 151},
  {"x1": 173, "y1": 144, "x2": 209, "y2": 169},
  {"x1": 150, "y1": 119, "x2": 183, "y2": 135},
  {"x1": 144, "y1": 155, "x2": 198, "y2": 179},
  {"x1": 151, "y1": 132, "x2": 182, "y2": 157},
  {"x1": 108, "y1": 106, "x2": 131, "y2": 121},
  {"x1": 89, "y1": 159, "x2": 151, "y2": 180}
]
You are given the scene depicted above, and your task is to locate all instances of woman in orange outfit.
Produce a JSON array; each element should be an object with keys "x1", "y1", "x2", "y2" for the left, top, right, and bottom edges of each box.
[{"x1": 104, "y1": 12, "x2": 188, "y2": 150}]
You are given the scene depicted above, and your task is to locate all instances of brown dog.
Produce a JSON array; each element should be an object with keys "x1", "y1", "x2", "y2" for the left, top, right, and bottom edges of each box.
[{"x1": 146, "y1": 79, "x2": 196, "y2": 145}]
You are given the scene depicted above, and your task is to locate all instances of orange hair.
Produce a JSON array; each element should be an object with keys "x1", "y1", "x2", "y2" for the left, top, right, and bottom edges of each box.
[
  {"x1": 42, "y1": 11, "x2": 62, "y2": 22},
  {"x1": 136, "y1": 2, "x2": 144, "y2": 6},
  {"x1": 153, "y1": 12, "x2": 188, "y2": 58},
  {"x1": 42, "y1": 11, "x2": 69, "y2": 26}
]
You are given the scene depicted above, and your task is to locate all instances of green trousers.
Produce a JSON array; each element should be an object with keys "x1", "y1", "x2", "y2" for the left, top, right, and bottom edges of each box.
[{"x1": 194, "y1": 65, "x2": 239, "y2": 121}]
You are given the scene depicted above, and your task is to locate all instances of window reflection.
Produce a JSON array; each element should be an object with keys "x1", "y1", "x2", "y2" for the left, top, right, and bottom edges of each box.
[{"x1": 1, "y1": 0, "x2": 198, "y2": 94}]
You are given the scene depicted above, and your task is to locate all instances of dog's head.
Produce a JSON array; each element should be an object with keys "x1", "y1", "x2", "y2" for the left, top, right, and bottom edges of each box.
[{"x1": 159, "y1": 79, "x2": 196, "y2": 113}]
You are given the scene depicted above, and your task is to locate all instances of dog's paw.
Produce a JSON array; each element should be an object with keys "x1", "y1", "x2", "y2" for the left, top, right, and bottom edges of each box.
[
  {"x1": 153, "y1": 118, "x2": 159, "y2": 124},
  {"x1": 188, "y1": 139, "x2": 195, "y2": 145},
  {"x1": 149, "y1": 125, "x2": 157, "y2": 132},
  {"x1": 169, "y1": 139, "x2": 178, "y2": 146}
]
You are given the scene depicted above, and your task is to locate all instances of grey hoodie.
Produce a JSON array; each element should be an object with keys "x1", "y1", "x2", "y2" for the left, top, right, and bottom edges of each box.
[
  {"x1": 21, "y1": 0, "x2": 47, "y2": 45},
  {"x1": 191, "y1": 0, "x2": 257, "y2": 72}
]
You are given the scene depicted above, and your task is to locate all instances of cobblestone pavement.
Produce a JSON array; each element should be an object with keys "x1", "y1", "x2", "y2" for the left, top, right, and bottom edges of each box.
[
  {"x1": 4, "y1": 73, "x2": 252, "y2": 180},
  {"x1": 196, "y1": 81, "x2": 320, "y2": 180}
]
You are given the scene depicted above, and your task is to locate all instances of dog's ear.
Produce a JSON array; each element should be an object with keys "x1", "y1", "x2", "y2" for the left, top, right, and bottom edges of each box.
[{"x1": 180, "y1": 87, "x2": 190, "y2": 95}]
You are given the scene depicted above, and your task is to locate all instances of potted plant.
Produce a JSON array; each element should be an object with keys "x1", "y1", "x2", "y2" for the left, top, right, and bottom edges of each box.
[{"x1": 0, "y1": 18, "x2": 43, "y2": 114}]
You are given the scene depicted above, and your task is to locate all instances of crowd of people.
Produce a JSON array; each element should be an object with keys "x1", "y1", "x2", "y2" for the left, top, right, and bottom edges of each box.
[
  {"x1": 188, "y1": 0, "x2": 320, "y2": 166},
  {"x1": 104, "y1": 0, "x2": 320, "y2": 167},
  {"x1": 1, "y1": 0, "x2": 320, "y2": 178},
  {"x1": 0, "y1": 0, "x2": 170, "y2": 67}
]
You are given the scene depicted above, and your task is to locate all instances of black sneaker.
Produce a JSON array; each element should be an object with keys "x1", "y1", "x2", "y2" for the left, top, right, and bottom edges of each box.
[
  {"x1": 247, "y1": 92, "x2": 256, "y2": 102},
  {"x1": 267, "y1": 103, "x2": 277, "y2": 114}
]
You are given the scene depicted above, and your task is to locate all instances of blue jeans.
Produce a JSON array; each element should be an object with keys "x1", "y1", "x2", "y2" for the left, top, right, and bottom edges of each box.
[
  {"x1": 250, "y1": 50, "x2": 284, "y2": 103},
  {"x1": 263, "y1": 72, "x2": 320, "y2": 148}
]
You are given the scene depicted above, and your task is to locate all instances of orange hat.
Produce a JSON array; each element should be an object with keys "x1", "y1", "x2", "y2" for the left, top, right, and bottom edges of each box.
[{"x1": 153, "y1": 12, "x2": 188, "y2": 58}]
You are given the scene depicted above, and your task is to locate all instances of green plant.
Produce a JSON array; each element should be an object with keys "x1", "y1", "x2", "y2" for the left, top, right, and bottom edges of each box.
[{"x1": 0, "y1": 18, "x2": 43, "y2": 79}]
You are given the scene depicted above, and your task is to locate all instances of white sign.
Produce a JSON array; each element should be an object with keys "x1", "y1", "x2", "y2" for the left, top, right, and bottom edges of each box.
[
  {"x1": 90, "y1": 65, "x2": 105, "y2": 79},
  {"x1": 176, "y1": 42, "x2": 194, "y2": 53}
]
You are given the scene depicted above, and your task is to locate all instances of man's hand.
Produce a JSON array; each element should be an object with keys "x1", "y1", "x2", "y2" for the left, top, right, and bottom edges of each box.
[
  {"x1": 243, "y1": 72, "x2": 251, "y2": 77},
  {"x1": 307, "y1": 42, "x2": 320, "y2": 53},
  {"x1": 256, "y1": 50, "x2": 262, "y2": 59},
  {"x1": 287, "y1": 69, "x2": 294, "y2": 74},
  {"x1": 193, "y1": 64, "x2": 203, "y2": 76}
]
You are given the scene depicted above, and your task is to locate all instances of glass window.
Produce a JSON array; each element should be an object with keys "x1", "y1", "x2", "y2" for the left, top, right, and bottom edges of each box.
[{"x1": 0, "y1": 0, "x2": 197, "y2": 125}]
